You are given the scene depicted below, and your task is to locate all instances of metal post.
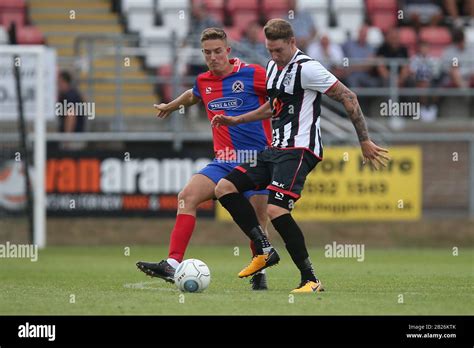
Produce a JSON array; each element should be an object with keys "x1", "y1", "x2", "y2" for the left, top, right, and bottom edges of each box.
[
  {"x1": 389, "y1": 59, "x2": 399, "y2": 104},
  {"x1": 114, "y1": 37, "x2": 124, "y2": 131},
  {"x1": 469, "y1": 139, "x2": 474, "y2": 218},
  {"x1": 170, "y1": 30, "x2": 182, "y2": 151},
  {"x1": 34, "y1": 47, "x2": 46, "y2": 248},
  {"x1": 87, "y1": 39, "x2": 95, "y2": 105}
]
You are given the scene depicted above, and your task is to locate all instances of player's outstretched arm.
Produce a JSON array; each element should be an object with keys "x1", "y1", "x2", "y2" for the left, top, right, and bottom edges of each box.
[
  {"x1": 211, "y1": 101, "x2": 272, "y2": 128},
  {"x1": 153, "y1": 89, "x2": 200, "y2": 119},
  {"x1": 325, "y1": 81, "x2": 390, "y2": 169}
]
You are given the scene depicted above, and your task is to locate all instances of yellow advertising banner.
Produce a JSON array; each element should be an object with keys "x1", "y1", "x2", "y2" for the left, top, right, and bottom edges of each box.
[{"x1": 217, "y1": 146, "x2": 422, "y2": 221}]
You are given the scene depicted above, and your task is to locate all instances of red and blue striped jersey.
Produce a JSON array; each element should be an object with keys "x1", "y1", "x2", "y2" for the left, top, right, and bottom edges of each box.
[{"x1": 192, "y1": 58, "x2": 272, "y2": 161}]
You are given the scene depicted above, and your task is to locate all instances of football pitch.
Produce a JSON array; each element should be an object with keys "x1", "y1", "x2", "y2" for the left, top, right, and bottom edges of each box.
[{"x1": 0, "y1": 246, "x2": 472, "y2": 315}]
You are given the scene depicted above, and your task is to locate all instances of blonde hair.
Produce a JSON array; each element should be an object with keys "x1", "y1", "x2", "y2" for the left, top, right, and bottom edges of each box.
[
  {"x1": 263, "y1": 19, "x2": 294, "y2": 41},
  {"x1": 200, "y1": 27, "x2": 228, "y2": 44}
]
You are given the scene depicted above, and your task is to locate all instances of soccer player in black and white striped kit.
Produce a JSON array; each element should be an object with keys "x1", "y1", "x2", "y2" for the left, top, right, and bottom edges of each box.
[{"x1": 212, "y1": 19, "x2": 390, "y2": 293}]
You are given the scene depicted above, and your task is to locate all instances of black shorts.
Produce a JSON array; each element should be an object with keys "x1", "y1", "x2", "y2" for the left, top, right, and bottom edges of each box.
[{"x1": 224, "y1": 147, "x2": 320, "y2": 210}]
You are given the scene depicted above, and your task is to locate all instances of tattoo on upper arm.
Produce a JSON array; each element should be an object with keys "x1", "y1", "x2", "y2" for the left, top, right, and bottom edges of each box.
[{"x1": 325, "y1": 82, "x2": 369, "y2": 142}]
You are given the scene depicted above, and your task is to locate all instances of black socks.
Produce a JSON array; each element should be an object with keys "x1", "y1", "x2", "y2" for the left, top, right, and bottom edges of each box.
[
  {"x1": 219, "y1": 193, "x2": 317, "y2": 282},
  {"x1": 271, "y1": 213, "x2": 317, "y2": 282},
  {"x1": 219, "y1": 193, "x2": 271, "y2": 254}
]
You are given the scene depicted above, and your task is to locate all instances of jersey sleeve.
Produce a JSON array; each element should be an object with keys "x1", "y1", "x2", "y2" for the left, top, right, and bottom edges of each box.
[
  {"x1": 252, "y1": 64, "x2": 268, "y2": 97},
  {"x1": 300, "y1": 60, "x2": 338, "y2": 94},
  {"x1": 192, "y1": 77, "x2": 202, "y2": 99}
]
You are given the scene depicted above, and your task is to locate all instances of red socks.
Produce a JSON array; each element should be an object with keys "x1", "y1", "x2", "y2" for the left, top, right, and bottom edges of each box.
[
  {"x1": 250, "y1": 240, "x2": 257, "y2": 257},
  {"x1": 168, "y1": 213, "x2": 259, "y2": 262},
  {"x1": 168, "y1": 214, "x2": 196, "y2": 262}
]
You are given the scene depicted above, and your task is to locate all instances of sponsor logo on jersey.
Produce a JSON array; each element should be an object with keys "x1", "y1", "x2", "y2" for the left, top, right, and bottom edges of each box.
[{"x1": 207, "y1": 97, "x2": 243, "y2": 111}]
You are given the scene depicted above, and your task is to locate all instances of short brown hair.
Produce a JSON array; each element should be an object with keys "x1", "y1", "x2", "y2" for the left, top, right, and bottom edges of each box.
[
  {"x1": 263, "y1": 19, "x2": 294, "y2": 41},
  {"x1": 200, "y1": 27, "x2": 228, "y2": 43}
]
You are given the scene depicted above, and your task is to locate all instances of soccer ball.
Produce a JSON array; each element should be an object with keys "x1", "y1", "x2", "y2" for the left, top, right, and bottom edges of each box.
[{"x1": 174, "y1": 259, "x2": 211, "y2": 293}]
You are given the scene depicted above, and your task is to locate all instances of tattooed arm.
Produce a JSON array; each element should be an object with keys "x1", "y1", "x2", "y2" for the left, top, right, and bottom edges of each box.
[
  {"x1": 325, "y1": 81, "x2": 369, "y2": 142},
  {"x1": 325, "y1": 81, "x2": 390, "y2": 169}
]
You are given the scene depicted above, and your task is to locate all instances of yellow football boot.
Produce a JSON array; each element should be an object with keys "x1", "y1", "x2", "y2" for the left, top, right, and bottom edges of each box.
[
  {"x1": 238, "y1": 248, "x2": 280, "y2": 278},
  {"x1": 290, "y1": 279, "x2": 324, "y2": 293}
]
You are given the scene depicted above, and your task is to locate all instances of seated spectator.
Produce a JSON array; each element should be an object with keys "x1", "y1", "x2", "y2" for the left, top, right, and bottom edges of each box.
[
  {"x1": 343, "y1": 24, "x2": 380, "y2": 88},
  {"x1": 375, "y1": 28, "x2": 411, "y2": 87},
  {"x1": 186, "y1": 1, "x2": 222, "y2": 76},
  {"x1": 443, "y1": 0, "x2": 474, "y2": 28},
  {"x1": 441, "y1": 28, "x2": 474, "y2": 88},
  {"x1": 409, "y1": 40, "x2": 440, "y2": 121},
  {"x1": 232, "y1": 21, "x2": 269, "y2": 60},
  {"x1": 307, "y1": 33, "x2": 344, "y2": 76},
  {"x1": 401, "y1": 0, "x2": 443, "y2": 30},
  {"x1": 287, "y1": 0, "x2": 316, "y2": 52}
]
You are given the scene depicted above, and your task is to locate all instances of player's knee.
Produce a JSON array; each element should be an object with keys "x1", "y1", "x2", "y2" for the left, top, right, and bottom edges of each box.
[
  {"x1": 177, "y1": 187, "x2": 198, "y2": 209},
  {"x1": 215, "y1": 179, "x2": 237, "y2": 198},
  {"x1": 267, "y1": 204, "x2": 289, "y2": 220}
]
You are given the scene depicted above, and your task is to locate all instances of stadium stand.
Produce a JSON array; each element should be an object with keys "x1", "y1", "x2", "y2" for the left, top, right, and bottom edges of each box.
[
  {"x1": 0, "y1": 0, "x2": 44, "y2": 43},
  {"x1": 334, "y1": 0, "x2": 365, "y2": 32},
  {"x1": 419, "y1": 26, "x2": 453, "y2": 57},
  {"x1": 0, "y1": 25, "x2": 8, "y2": 44},
  {"x1": 22, "y1": 0, "x2": 156, "y2": 119},
  {"x1": 366, "y1": 0, "x2": 398, "y2": 32},
  {"x1": 117, "y1": 0, "x2": 473, "y2": 123},
  {"x1": 399, "y1": 26, "x2": 417, "y2": 56},
  {"x1": 2, "y1": 0, "x2": 470, "y2": 125}
]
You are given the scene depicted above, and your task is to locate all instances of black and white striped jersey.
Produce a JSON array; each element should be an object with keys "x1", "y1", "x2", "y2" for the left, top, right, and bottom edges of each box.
[{"x1": 266, "y1": 50, "x2": 338, "y2": 159}]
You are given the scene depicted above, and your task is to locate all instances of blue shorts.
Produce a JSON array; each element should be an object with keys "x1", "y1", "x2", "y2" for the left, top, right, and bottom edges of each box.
[{"x1": 198, "y1": 160, "x2": 269, "y2": 199}]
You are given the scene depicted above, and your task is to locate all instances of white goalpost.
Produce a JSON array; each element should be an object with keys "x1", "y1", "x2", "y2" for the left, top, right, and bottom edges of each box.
[{"x1": 0, "y1": 45, "x2": 47, "y2": 248}]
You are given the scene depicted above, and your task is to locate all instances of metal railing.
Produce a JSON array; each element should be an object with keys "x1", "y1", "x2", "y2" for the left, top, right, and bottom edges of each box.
[
  {"x1": 68, "y1": 35, "x2": 473, "y2": 109},
  {"x1": 53, "y1": 35, "x2": 474, "y2": 147}
]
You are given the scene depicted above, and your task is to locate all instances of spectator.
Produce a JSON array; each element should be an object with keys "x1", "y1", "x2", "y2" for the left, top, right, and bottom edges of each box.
[
  {"x1": 57, "y1": 71, "x2": 85, "y2": 133},
  {"x1": 444, "y1": 0, "x2": 474, "y2": 28},
  {"x1": 441, "y1": 28, "x2": 474, "y2": 88},
  {"x1": 307, "y1": 33, "x2": 344, "y2": 75},
  {"x1": 375, "y1": 28, "x2": 410, "y2": 87},
  {"x1": 401, "y1": 0, "x2": 443, "y2": 31},
  {"x1": 343, "y1": 24, "x2": 379, "y2": 88},
  {"x1": 232, "y1": 21, "x2": 269, "y2": 60},
  {"x1": 186, "y1": 1, "x2": 222, "y2": 76},
  {"x1": 409, "y1": 40, "x2": 439, "y2": 121},
  {"x1": 287, "y1": 0, "x2": 317, "y2": 52}
]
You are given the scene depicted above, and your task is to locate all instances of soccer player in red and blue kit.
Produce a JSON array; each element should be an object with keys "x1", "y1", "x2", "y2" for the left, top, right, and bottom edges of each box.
[{"x1": 136, "y1": 28, "x2": 272, "y2": 290}]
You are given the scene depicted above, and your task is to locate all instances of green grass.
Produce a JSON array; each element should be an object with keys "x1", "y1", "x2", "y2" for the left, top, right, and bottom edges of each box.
[{"x1": 0, "y1": 246, "x2": 472, "y2": 315}]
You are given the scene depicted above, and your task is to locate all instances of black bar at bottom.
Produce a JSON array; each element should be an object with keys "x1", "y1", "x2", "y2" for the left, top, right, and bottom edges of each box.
[{"x1": 0, "y1": 315, "x2": 472, "y2": 346}]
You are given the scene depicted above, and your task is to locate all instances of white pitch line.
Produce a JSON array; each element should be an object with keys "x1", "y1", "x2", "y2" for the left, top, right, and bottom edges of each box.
[{"x1": 123, "y1": 281, "x2": 176, "y2": 292}]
